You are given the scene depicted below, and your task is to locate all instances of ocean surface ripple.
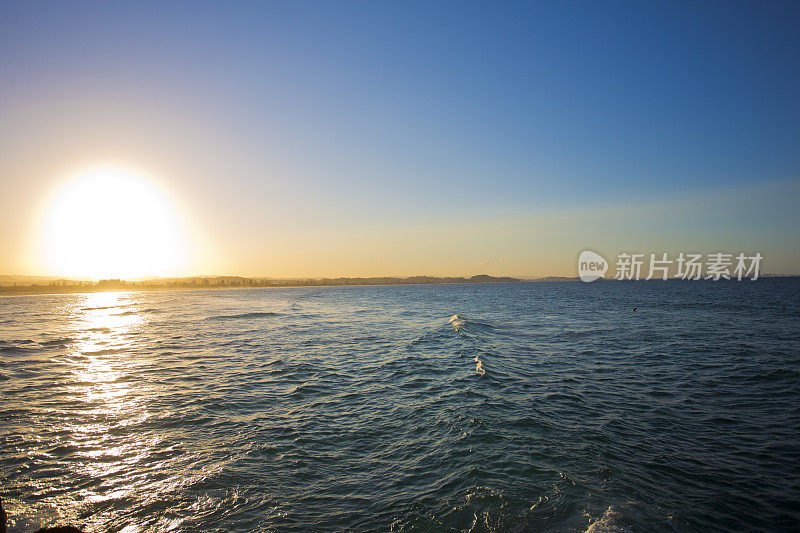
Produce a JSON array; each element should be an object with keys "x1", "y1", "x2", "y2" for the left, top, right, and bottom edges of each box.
[{"x1": 1, "y1": 280, "x2": 799, "y2": 532}]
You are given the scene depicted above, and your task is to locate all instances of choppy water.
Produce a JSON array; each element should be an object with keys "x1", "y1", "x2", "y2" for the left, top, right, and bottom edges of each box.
[{"x1": 1, "y1": 280, "x2": 799, "y2": 532}]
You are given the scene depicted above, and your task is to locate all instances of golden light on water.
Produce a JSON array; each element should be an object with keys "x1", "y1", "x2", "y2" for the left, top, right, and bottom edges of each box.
[
  {"x1": 69, "y1": 292, "x2": 140, "y2": 410},
  {"x1": 4, "y1": 292, "x2": 155, "y2": 530},
  {"x1": 40, "y1": 167, "x2": 188, "y2": 280},
  {"x1": 67, "y1": 293, "x2": 144, "y2": 473}
]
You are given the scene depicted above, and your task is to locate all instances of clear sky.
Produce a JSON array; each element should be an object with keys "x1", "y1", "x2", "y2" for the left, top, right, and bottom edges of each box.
[{"x1": 1, "y1": 1, "x2": 799, "y2": 278}]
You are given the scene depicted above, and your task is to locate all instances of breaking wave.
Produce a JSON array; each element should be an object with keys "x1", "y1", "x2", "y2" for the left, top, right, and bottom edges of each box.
[{"x1": 449, "y1": 314, "x2": 489, "y2": 376}]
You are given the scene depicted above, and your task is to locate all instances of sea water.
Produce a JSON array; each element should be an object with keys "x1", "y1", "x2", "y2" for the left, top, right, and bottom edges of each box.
[{"x1": 1, "y1": 280, "x2": 799, "y2": 532}]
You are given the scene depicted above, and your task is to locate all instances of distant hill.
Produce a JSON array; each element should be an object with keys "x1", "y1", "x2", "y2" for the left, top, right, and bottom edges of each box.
[
  {"x1": 0, "y1": 274, "x2": 523, "y2": 294},
  {"x1": 0, "y1": 275, "x2": 92, "y2": 287},
  {"x1": 0, "y1": 274, "x2": 85, "y2": 284},
  {"x1": 469, "y1": 274, "x2": 520, "y2": 283}
]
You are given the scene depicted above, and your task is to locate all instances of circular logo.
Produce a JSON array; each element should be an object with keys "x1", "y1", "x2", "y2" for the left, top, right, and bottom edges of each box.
[{"x1": 578, "y1": 250, "x2": 608, "y2": 282}]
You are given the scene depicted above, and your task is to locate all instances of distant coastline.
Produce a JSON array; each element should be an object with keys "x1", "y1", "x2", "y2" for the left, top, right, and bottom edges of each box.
[
  {"x1": 4, "y1": 274, "x2": 796, "y2": 296},
  {"x1": 0, "y1": 274, "x2": 554, "y2": 295}
]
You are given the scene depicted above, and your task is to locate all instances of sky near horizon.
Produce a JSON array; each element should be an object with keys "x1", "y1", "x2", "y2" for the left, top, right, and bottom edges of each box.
[{"x1": 1, "y1": 1, "x2": 799, "y2": 278}]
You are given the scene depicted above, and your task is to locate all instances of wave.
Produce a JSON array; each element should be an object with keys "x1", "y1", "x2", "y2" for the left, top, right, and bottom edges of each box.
[
  {"x1": 449, "y1": 314, "x2": 495, "y2": 333},
  {"x1": 448, "y1": 315, "x2": 488, "y2": 376},
  {"x1": 39, "y1": 337, "x2": 74, "y2": 346},
  {"x1": 449, "y1": 314, "x2": 466, "y2": 332},
  {"x1": 585, "y1": 505, "x2": 631, "y2": 532},
  {"x1": 474, "y1": 355, "x2": 485, "y2": 376},
  {"x1": 205, "y1": 311, "x2": 281, "y2": 321},
  {"x1": 82, "y1": 303, "x2": 134, "y2": 311},
  {"x1": 0, "y1": 345, "x2": 25, "y2": 353},
  {"x1": 81, "y1": 348, "x2": 125, "y2": 356},
  {"x1": 0, "y1": 342, "x2": 35, "y2": 353}
]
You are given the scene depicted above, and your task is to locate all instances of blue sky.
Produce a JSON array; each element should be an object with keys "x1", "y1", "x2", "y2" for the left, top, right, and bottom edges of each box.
[{"x1": 1, "y1": 1, "x2": 798, "y2": 276}]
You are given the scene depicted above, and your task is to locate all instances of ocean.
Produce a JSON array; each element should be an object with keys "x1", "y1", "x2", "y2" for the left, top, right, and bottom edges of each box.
[{"x1": 1, "y1": 280, "x2": 798, "y2": 532}]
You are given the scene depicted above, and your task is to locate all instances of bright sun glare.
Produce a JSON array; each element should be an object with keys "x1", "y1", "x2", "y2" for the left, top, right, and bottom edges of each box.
[{"x1": 42, "y1": 167, "x2": 188, "y2": 280}]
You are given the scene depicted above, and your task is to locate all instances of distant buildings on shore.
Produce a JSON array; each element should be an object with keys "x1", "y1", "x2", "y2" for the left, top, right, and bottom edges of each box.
[{"x1": 0, "y1": 274, "x2": 523, "y2": 295}]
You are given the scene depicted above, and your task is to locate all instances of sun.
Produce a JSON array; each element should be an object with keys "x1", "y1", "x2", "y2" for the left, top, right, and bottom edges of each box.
[{"x1": 41, "y1": 167, "x2": 188, "y2": 280}]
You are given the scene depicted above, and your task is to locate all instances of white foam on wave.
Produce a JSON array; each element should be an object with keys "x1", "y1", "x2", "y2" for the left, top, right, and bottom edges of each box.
[
  {"x1": 474, "y1": 355, "x2": 485, "y2": 376},
  {"x1": 449, "y1": 315, "x2": 486, "y2": 375},
  {"x1": 449, "y1": 314, "x2": 465, "y2": 332},
  {"x1": 585, "y1": 505, "x2": 630, "y2": 532}
]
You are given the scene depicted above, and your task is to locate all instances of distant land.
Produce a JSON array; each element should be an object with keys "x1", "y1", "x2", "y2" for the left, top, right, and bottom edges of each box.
[
  {"x1": 0, "y1": 274, "x2": 558, "y2": 295},
  {"x1": 4, "y1": 274, "x2": 794, "y2": 295}
]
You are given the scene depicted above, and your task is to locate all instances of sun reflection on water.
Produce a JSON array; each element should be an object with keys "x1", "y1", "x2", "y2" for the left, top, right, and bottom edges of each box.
[
  {"x1": 57, "y1": 292, "x2": 155, "y2": 528},
  {"x1": 69, "y1": 292, "x2": 141, "y2": 411}
]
